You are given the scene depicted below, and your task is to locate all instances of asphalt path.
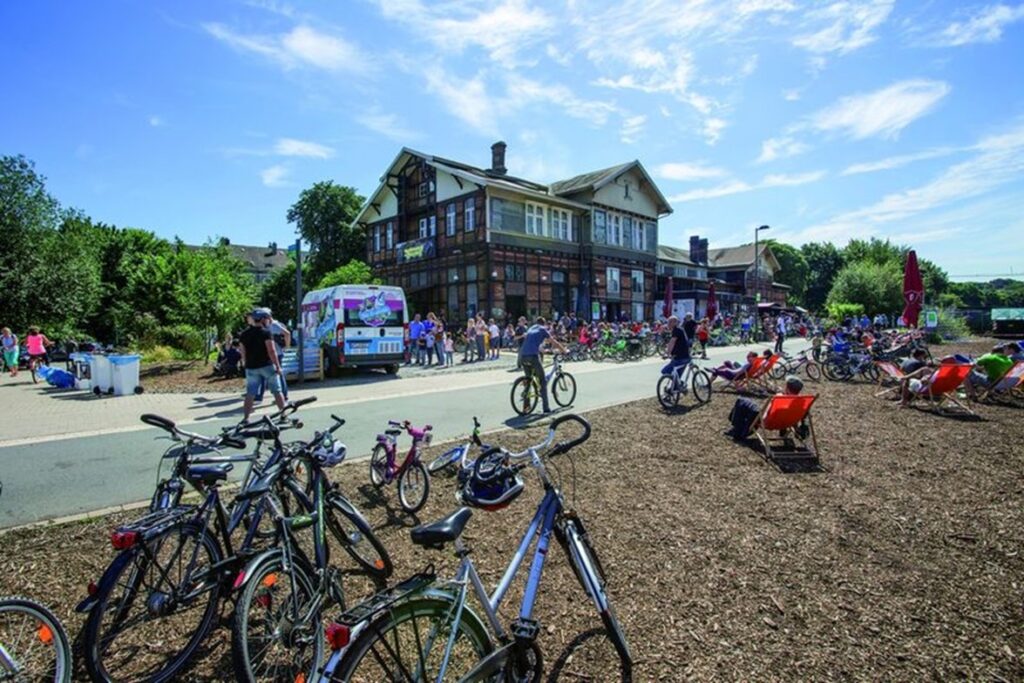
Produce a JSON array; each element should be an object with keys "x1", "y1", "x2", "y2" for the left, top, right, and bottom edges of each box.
[{"x1": 0, "y1": 341, "x2": 807, "y2": 528}]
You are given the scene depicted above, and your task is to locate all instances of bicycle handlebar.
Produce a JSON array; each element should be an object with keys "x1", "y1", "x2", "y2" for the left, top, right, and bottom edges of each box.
[{"x1": 141, "y1": 413, "x2": 247, "y2": 449}]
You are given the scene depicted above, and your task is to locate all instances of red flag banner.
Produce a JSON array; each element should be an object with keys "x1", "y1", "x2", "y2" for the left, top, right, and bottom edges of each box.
[
  {"x1": 662, "y1": 277, "x2": 674, "y2": 318},
  {"x1": 902, "y1": 250, "x2": 924, "y2": 328},
  {"x1": 706, "y1": 281, "x2": 718, "y2": 321}
]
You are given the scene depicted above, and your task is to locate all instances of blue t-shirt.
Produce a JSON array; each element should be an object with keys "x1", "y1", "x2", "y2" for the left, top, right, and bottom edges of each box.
[
  {"x1": 409, "y1": 320, "x2": 424, "y2": 340},
  {"x1": 519, "y1": 325, "x2": 550, "y2": 356}
]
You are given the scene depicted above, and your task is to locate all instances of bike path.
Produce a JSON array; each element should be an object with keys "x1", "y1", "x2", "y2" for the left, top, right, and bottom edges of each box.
[{"x1": 0, "y1": 341, "x2": 809, "y2": 528}]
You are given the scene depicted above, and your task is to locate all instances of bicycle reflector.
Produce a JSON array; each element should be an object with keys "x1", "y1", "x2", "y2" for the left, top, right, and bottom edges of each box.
[
  {"x1": 326, "y1": 623, "x2": 350, "y2": 651},
  {"x1": 37, "y1": 624, "x2": 54, "y2": 645},
  {"x1": 110, "y1": 530, "x2": 139, "y2": 550}
]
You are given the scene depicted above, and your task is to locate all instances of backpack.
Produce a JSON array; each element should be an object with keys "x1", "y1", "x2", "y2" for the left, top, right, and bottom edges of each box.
[{"x1": 728, "y1": 398, "x2": 760, "y2": 440}]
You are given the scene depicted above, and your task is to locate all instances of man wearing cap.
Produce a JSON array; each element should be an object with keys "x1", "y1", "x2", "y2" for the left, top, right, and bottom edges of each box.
[{"x1": 239, "y1": 309, "x2": 286, "y2": 420}]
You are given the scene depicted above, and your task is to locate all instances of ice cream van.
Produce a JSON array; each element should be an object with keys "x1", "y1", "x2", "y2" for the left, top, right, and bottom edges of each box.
[{"x1": 300, "y1": 284, "x2": 407, "y2": 374}]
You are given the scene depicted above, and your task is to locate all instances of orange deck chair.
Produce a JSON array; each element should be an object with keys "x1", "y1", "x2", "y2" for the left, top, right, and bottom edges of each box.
[
  {"x1": 754, "y1": 394, "x2": 820, "y2": 463},
  {"x1": 874, "y1": 360, "x2": 906, "y2": 398},
  {"x1": 749, "y1": 354, "x2": 783, "y2": 393},
  {"x1": 714, "y1": 355, "x2": 763, "y2": 393},
  {"x1": 912, "y1": 363, "x2": 974, "y2": 414}
]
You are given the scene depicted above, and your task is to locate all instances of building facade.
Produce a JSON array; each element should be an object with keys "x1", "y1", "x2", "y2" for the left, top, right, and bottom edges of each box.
[{"x1": 354, "y1": 143, "x2": 672, "y2": 324}]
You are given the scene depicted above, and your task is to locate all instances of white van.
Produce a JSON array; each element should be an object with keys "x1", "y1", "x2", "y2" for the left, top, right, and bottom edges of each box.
[{"x1": 300, "y1": 284, "x2": 408, "y2": 374}]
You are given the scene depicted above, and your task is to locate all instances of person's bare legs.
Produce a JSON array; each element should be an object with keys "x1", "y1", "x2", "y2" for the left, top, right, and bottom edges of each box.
[
  {"x1": 272, "y1": 391, "x2": 286, "y2": 413},
  {"x1": 243, "y1": 394, "x2": 255, "y2": 420}
]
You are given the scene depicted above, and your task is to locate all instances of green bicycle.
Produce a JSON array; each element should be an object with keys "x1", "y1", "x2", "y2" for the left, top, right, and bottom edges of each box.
[{"x1": 510, "y1": 354, "x2": 576, "y2": 416}]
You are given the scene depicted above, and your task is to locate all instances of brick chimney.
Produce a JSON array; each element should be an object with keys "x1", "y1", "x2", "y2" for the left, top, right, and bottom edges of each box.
[
  {"x1": 490, "y1": 141, "x2": 507, "y2": 175},
  {"x1": 689, "y1": 235, "x2": 708, "y2": 265}
]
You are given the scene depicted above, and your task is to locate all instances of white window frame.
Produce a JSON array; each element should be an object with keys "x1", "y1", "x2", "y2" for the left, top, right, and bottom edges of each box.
[
  {"x1": 429, "y1": 214, "x2": 437, "y2": 237},
  {"x1": 446, "y1": 203, "x2": 456, "y2": 236},
  {"x1": 386, "y1": 221, "x2": 394, "y2": 249},
  {"x1": 623, "y1": 216, "x2": 633, "y2": 249},
  {"x1": 419, "y1": 217, "x2": 428, "y2": 238},
  {"x1": 374, "y1": 225, "x2": 381, "y2": 252},
  {"x1": 526, "y1": 203, "x2": 546, "y2": 236},
  {"x1": 465, "y1": 199, "x2": 476, "y2": 231},
  {"x1": 606, "y1": 267, "x2": 620, "y2": 294},
  {"x1": 631, "y1": 269, "x2": 644, "y2": 294},
  {"x1": 551, "y1": 208, "x2": 570, "y2": 241},
  {"x1": 609, "y1": 214, "x2": 621, "y2": 246}
]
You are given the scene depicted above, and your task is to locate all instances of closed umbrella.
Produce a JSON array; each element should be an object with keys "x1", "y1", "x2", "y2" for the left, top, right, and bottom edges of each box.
[
  {"x1": 902, "y1": 250, "x2": 924, "y2": 328},
  {"x1": 705, "y1": 281, "x2": 718, "y2": 321},
  {"x1": 662, "y1": 276, "x2": 673, "y2": 319}
]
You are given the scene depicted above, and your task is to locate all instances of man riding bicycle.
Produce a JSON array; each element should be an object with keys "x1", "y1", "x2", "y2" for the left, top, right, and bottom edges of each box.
[
  {"x1": 661, "y1": 315, "x2": 692, "y2": 386},
  {"x1": 519, "y1": 317, "x2": 567, "y2": 414}
]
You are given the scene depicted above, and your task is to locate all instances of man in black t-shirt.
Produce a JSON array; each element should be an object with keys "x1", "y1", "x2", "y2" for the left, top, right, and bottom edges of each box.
[
  {"x1": 239, "y1": 309, "x2": 286, "y2": 419},
  {"x1": 661, "y1": 316, "x2": 692, "y2": 385}
]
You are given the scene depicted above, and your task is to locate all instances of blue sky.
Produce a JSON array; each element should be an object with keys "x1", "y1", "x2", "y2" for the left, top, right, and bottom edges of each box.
[{"x1": 2, "y1": 0, "x2": 1023, "y2": 279}]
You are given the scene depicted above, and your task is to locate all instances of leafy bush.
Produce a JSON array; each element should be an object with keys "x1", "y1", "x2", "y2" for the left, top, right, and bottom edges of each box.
[
  {"x1": 825, "y1": 302, "x2": 865, "y2": 321},
  {"x1": 827, "y1": 260, "x2": 902, "y2": 315},
  {"x1": 140, "y1": 345, "x2": 175, "y2": 364},
  {"x1": 127, "y1": 313, "x2": 161, "y2": 349},
  {"x1": 158, "y1": 324, "x2": 206, "y2": 358},
  {"x1": 929, "y1": 307, "x2": 970, "y2": 343}
]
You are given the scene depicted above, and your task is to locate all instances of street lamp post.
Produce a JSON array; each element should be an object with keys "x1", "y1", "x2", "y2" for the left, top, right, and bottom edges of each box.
[
  {"x1": 267, "y1": 239, "x2": 303, "y2": 383},
  {"x1": 753, "y1": 224, "x2": 770, "y2": 342}
]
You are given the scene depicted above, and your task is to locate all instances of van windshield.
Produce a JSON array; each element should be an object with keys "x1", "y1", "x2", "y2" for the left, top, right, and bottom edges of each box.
[{"x1": 343, "y1": 306, "x2": 404, "y2": 328}]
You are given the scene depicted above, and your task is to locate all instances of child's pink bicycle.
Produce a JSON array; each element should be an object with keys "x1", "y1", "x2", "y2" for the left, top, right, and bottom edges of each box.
[{"x1": 369, "y1": 420, "x2": 433, "y2": 513}]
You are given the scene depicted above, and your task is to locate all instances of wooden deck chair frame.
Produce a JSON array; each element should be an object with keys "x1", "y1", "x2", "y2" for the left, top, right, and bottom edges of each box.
[
  {"x1": 713, "y1": 356, "x2": 763, "y2": 394},
  {"x1": 874, "y1": 360, "x2": 906, "y2": 398},
  {"x1": 915, "y1": 363, "x2": 974, "y2": 415},
  {"x1": 754, "y1": 394, "x2": 820, "y2": 464},
  {"x1": 749, "y1": 354, "x2": 782, "y2": 394},
  {"x1": 974, "y1": 360, "x2": 1024, "y2": 403}
]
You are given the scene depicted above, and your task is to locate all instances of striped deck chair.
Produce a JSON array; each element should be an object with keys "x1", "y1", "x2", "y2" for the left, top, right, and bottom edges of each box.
[
  {"x1": 874, "y1": 360, "x2": 906, "y2": 398},
  {"x1": 974, "y1": 360, "x2": 1024, "y2": 403},
  {"x1": 910, "y1": 363, "x2": 974, "y2": 415},
  {"x1": 754, "y1": 394, "x2": 820, "y2": 464}
]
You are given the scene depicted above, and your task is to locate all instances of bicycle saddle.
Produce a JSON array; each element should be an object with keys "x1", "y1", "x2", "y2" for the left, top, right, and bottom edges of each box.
[
  {"x1": 410, "y1": 507, "x2": 472, "y2": 549},
  {"x1": 384, "y1": 429, "x2": 402, "y2": 437},
  {"x1": 186, "y1": 463, "x2": 233, "y2": 486}
]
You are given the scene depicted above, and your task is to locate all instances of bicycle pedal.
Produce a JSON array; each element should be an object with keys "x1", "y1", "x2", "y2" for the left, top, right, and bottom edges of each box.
[{"x1": 511, "y1": 618, "x2": 540, "y2": 642}]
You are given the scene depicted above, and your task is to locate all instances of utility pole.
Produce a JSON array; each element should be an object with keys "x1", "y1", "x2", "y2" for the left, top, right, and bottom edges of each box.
[
  {"x1": 294, "y1": 238, "x2": 303, "y2": 383},
  {"x1": 753, "y1": 224, "x2": 770, "y2": 342}
]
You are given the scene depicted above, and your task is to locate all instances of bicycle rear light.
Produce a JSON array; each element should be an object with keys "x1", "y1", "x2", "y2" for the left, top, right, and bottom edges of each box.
[
  {"x1": 110, "y1": 530, "x2": 138, "y2": 550},
  {"x1": 326, "y1": 623, "x2": 351, "y2": 651}
]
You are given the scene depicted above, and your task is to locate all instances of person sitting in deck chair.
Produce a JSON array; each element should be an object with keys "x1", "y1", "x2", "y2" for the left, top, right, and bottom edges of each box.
[
  {"x1": 727, "y1": 375, "x2": 804, "y2": 440},
  {"x1": 964, "y1": 344, "x2": 1016, "y2": 398},
  {"x1": 711, "y1": 351, "x2": 759, "y2": 383}
]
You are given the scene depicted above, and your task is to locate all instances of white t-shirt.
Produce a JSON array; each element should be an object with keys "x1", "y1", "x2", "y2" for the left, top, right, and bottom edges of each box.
[{"x1": 489, "y1": 324, "x2": 499, "y2": 339}]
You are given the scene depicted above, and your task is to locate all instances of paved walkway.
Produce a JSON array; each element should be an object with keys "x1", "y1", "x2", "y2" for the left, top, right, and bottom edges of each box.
[{"x1": 0, "y1": 340, "x2": 809, "y2": 528}]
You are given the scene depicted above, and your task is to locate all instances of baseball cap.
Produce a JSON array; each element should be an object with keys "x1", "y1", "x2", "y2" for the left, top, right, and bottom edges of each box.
[{"x1": 252, "y1": 307, "x2": 272, "y2": 321}]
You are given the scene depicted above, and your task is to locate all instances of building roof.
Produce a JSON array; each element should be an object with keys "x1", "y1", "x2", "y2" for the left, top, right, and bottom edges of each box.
[
  {"x1": 550, "y1": 160, "x2": 673, "y2": 216},
  {"x1": 706, "y1": 243, "x2": 780, "y2": 271},
  {"x1": 657, "y1": 245, "x2": 697, "y2": 266},
  {"x1": 188, "y1": 241, "x2": 292, "y2": 272}
]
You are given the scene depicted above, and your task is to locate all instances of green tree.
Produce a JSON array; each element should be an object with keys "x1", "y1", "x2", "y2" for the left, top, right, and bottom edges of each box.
[
  {"x1": 286, "y1": 182, "x2": 366, "y2": 283},
  {"x1": 827, "y1": 260, "x2": 903, "y2": 315},
  {"x1": 800, "y1": 242, "x2": 845, "y2": 312},
  {"x1": 259, "y1": 259, "x2": 302, "y2": 326},
  {"x1": 317, "y1": 260, "x2": 379, "y2": 289},
  {"x1": 766, "y1": 240, "x2": 808, "y2": 304}
]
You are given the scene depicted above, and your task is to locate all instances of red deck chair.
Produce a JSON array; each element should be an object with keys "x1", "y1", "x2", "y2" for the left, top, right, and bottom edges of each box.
[
  {"x1": 713, "y1": 356, "x2": 762, "y2": 393},
  {"x1": 974, "y1": 360, "x2": 1024, "y2": 403},
  {"x1": 749, "y1": 354, "x2": 782, "y2": 393},
  {"x1": 754, "y1": 394, "x2": 820, "y2": 463},
  {"x1": 874, "y1": 360, "x2": 905, "y2": 398},
  {"x1": 911, "y1": 363, "x2": 974, "y2": 414}
]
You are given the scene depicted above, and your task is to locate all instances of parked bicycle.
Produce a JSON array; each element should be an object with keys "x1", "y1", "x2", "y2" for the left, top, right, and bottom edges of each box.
[
  {"x1": 510, "y1": 353, "x2": 577, "y2": 415},
  {"x1": 425, "y1": 416, "x2": 486, "y2": 476},
  {"x1": 320, "y1": 414, "x2": 632, "y2": 682},
  {"x1": 771, "y1": 349, "x2": 823, "y2": 381},
  {"x1": 657, "y1": 360, "x2": 712, "y2": 408},
  {"x1": 369, "y1": 420, "x2": 433, "y2": 514},
  {"x1": 0, "y1": 482, "x2": 73, "y2": 683}
]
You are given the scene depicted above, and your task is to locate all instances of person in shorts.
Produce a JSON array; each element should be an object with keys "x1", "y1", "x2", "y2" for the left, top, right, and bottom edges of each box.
[
  {"x1": 239, "y1": 309, "x2": 286, "y2": 420},
  {"x1": 660, "y1": 316, "x2": 692, "y2": 387},
  {"x1": 1, "y1": 328, "x2": 19, "y2": 377},
  {"x1": 519, "y1": 317, "x2": 567, "y2": 413}
]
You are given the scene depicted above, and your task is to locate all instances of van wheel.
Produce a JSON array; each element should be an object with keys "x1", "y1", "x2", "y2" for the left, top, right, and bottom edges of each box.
[{"x1": 386, "y1": 364, "x2": 399, "y2": 375}]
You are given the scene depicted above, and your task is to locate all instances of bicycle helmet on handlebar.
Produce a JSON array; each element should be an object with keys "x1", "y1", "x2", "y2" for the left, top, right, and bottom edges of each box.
[
  {"x1": 313, "y1": 438, "x2": 347, "y2": 468},
  {"x1": 458, "y1": 449, "x2": 524, "y2": 511}
]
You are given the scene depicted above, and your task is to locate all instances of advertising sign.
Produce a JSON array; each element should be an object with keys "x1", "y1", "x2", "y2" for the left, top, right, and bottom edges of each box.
[
  {"x1": 302, "y1": 290, "x2": 336, "y2": 348},
  {"x1": 396, "y1": 237, "x2": 436, "y2": 263},
  {"x1": 924, "y1": 310, "x2": 939, "y2": 329}
]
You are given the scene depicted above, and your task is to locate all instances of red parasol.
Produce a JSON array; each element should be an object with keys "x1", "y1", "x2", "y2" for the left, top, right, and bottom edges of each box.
[
  {"x1": 902, "y1": 250, "x2": 924, "y2": 328},
  {"x1": 662, "y1": 276, "x2": 674, "y2": 318},
  {"x1": 705, "y1": 281, "x2": 718, "y2": 321}
]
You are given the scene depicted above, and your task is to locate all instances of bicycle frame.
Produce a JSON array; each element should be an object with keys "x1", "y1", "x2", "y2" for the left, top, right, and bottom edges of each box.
[{"x1": 377, "y1": 435, "x2": 423, "y2": 483}]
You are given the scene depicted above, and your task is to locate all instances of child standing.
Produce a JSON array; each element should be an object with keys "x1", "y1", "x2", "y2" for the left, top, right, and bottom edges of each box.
[{"x1": 444, "y1": 333, "x2": 454, "y2": 366}]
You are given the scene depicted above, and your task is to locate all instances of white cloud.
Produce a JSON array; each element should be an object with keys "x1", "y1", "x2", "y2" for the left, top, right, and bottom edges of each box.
[
  {"x1": 756, "y1": 136, "x2": 810, "y2": 163},
  {"x1": 702, "y1": 117, "x2": 727, "y2": 145},
  {"x1": 934, "y1": 3, "x2": 1024, "y2": 46},
  {"x1": 782, "y1": 88, "x2": 801, "y2": 101},
  {"x1": 545, "y1": 43, "x2": 572, "y2": 66},
  {"x1": 261, "y1": 164, "x2": 291, "y2": 187},
  {"x1": 148, "y1": 115, "x2": 164, "y2": 127},
  {"x1": 355, "y1": 108, "x2": 420, "y2": 142},
  {"x1": 421, "y1": 65, "x2": 499, "y2": 136},
  {"x1": 669, "y1": 169, "x2": 825, "y2": 202},
  {"x1": 809, "y1": 79, "x2": 950, "y2": 139},
  {"x1": 798, "y1": 123, "x2": 1024, "y2": 240},
  {"x1": 203, "y1": 23, "x2": 372, "y2": 75},
  {"x1": 841, "y1": 147, "x2": 960, "y2": 175},
  {"x1": 273, "y1": 137, "x2": 334, "y2": 158},
  {"x1": 793, "y1": 0, "x2": 894, "y2": 54},
  {"x1": 619, "y1": 115, "x2": 647, "y2": 144},
  {"x1": 655, "y1": 162, "x2": 727, "y2": 181},
  {"x1": 505, "y1": 74, "x2": 619, "y2": 126}
]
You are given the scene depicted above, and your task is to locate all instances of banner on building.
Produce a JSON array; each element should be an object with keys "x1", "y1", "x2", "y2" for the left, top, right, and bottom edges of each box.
[{"x1": 396, "y1": 237, "x2": 436, "y2": 263}]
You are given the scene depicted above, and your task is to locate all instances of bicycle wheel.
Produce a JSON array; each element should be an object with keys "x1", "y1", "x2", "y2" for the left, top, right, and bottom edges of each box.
[
  {"x1": 510, "y1": 376, "x2": 538, "y2": 416},
  {"x1": 804, "y1": 361, "x2": 823, "y2": 381},
  {"x1": 861, "y1": 363, "x2": 880, "y2": 383},
  {"x1": 591, "y1": 345, "x2": 606, "y2": 362},
  {"x1": 331, "y1": 596, "x2": 493, "y2": 683},
  {"x1": 398, "y1": 462, "x2": 430, "y2": 514},
  {"x1": 30, "y1": 360, "x2": 38, "y2": 384},
  {"x1": 0, "y1": 596, "x2": 72, "y2": 683},
  {"x1": 83, "y1": 523, "x2": 222, "y2": 683},
  {"x1": 771, "y1": 363, "x2": 787, "y2": 381},
  {"x1": 426, "y1": 445, "x2": 465, "y2": 475},
  {"x1": 691, "y1": 369, "x2": 712, "y2": 404},
  {"x1": 557, "y1": 518, "x2": 632, "y2": 680},
  {"x1": 369, "y1": 444, "x2": 388, "y2": 488},
  {"x1": 231, "y1": 555, "x2": 322, "y2": 683},
  {"x1": 656, "y1": 376, "x2": 678, "y2": 409},
  {"x1": 552, "y1": 372, "x2": 577, "y2": 407},
  {"x1": 325, "y1": 493, "x2": 393, "y2": 579}
]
